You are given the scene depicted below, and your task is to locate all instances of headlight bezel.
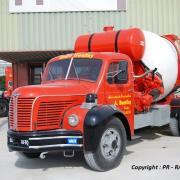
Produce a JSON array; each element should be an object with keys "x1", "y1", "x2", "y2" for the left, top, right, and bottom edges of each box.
[{"x1": 68, "y1": 114, "x2": 79, "y2": 127}]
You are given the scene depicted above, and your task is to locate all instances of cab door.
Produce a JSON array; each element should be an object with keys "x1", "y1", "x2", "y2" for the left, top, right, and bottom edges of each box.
[{"x1": 105, "y1": 60, "x2": 134, "y2": 134}]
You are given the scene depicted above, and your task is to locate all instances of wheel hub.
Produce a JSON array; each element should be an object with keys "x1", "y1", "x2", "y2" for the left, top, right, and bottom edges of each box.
[
  {"x1": 111, "y1": 140, "x2": 118, "y2": 149},
  {"x1": 100, "y1": 128, "x2": 121, "y2": 160}
]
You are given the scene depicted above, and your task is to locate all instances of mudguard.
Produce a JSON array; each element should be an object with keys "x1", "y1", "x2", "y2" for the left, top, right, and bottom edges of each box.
[{"x1": 84, "y1": 105, "x2": 131, "y2": 152}]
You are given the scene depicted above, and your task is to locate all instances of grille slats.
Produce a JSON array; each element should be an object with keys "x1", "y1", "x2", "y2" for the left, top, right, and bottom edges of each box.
[
  {"x1": 9, "y1": 97, "x2": 34, "y2": 131},
  {"x1": 17, "y1": 98, "x2": 34, "y2": 129},
  {"x1": 36, "y1": 100, "x2": 77, "y2": 130}
]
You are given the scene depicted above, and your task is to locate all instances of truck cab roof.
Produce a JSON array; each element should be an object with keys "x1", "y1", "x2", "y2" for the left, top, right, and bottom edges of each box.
[{"x1": 48, "y1": 52, "x2": 132, "y2": 64}]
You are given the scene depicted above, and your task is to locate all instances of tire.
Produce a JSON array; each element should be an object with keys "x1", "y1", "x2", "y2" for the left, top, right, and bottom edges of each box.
[
  {"x1": 169, "y1": 117, "x2": 180, "y2": 136},
  {"x1": 22, "y1": 152, "x2": 41, "y2": 159},
  {"x1": 84, "y1": 117, "x2": 127, "y2": 171},
  {"x1": 0, "y1": 98, "x2": 9, "y2": 117}
]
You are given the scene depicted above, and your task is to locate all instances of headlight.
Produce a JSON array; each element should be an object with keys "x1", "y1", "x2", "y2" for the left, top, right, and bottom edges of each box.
[{"x1": 68, "y1": 114, "x2": 79, "y2": 127}]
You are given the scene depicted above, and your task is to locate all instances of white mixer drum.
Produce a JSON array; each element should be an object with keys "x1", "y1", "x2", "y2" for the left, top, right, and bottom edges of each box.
[{"x1": 142, "y1": 30, "x2": 178, "y2": 101}]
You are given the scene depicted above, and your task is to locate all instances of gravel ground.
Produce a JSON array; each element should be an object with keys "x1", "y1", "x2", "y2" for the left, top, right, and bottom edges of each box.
[{"x1": 1, "y1": 117, "x2": 180, "y2": 180}]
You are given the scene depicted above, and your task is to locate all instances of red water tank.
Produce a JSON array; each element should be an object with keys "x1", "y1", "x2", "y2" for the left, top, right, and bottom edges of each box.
[{"x1": 74, "y1": 27, "x2": 145, "y2": 61}]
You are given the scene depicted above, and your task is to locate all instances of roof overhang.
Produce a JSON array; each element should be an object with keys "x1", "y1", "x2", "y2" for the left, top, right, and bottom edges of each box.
[{"x1": 0, "y1": 50, "x2": 73, "y2": 63}]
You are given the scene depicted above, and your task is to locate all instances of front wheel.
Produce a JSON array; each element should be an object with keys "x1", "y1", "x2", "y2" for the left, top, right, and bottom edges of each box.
[{"x1": 84, "y1": 117, "x2": 127, "y2": 171}]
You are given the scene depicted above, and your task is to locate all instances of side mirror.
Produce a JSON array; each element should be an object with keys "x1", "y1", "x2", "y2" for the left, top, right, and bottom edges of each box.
[{"x1": 117, "y1": 61, "x2": 128, "y2": 84}]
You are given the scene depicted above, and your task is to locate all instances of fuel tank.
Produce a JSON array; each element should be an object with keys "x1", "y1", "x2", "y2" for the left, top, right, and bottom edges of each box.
[{"x1": 75, "y1": 27, "x2": 145, "y2": 61}]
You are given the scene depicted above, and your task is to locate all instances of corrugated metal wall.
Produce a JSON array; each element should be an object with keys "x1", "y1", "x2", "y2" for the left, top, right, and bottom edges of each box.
[
  {"x1": 127, "y1": 0, "x2": 180, "y2": 35},
  {"x1": 0, "y1": 0, "x2": 179, "y2": 52}
]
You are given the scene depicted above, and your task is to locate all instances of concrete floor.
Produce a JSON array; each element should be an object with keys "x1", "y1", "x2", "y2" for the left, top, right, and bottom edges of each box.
[{"x1": 1, "y1": 117, "x2": 180, "y2": 180}]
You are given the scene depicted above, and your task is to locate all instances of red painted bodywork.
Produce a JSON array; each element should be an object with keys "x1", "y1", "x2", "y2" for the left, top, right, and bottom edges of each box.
[
  {"x1": 10, "y1": 52, "x2": 135, "y2": 135},
  {"x1": 9, "y1": 27, "x2": 180, "y2": 141},
  {"x1": 75, "y1": 27, "x2": 166, "y2": 112}
]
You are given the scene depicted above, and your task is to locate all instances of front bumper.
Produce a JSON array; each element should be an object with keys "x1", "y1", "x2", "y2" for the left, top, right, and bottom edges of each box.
[{"x1": 7, "y1": 129, "x2": 83, "y2": 153}]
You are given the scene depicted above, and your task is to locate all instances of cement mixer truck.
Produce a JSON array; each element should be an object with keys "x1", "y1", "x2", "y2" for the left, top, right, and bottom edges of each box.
[{"x1": 7, "y1": 27, "x2": 180, "y2": 171}]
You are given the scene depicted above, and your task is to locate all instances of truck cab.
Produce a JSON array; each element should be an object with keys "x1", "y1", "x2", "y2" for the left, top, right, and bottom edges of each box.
[{"x1": 8, "y1": 52, "x2": 133, "y2": 171}]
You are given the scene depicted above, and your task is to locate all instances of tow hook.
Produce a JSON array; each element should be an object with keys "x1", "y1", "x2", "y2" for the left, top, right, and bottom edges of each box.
[
  {"x1": 40, "y1": 152, "x2": 48, "y2": 159},
  {"x1": 63, "y1": 150, "x2": 75, "y2": 158}
]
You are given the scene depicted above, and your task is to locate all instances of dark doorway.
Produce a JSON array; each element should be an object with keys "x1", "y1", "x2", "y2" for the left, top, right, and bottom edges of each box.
[{"x1": 29, "y1": 63, "x2": 43, "y2": 85}]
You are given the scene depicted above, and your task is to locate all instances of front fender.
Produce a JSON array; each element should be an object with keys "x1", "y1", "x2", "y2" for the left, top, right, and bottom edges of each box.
[{"x1": 84, "y1": 105, "x2": 130, "y2": 152}]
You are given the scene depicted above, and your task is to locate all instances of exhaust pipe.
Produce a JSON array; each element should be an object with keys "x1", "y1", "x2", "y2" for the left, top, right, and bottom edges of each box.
[{"x1": 40, "y1": 152, "x2": 48, "y2": 159}]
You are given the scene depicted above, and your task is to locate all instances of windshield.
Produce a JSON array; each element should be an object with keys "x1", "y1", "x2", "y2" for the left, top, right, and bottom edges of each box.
[{"x1": 45, "y1": 58, "x2": 102, "y2": 82}]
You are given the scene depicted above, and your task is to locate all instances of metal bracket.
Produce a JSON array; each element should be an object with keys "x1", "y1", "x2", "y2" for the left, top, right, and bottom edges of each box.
[{"x1": 63, "y1": 150, "x2": 74, "y2": 158}]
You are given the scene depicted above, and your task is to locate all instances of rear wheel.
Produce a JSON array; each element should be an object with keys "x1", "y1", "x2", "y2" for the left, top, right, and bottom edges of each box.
[
  {"x1": 169, "y1": 116, "x2": 180, "y2": 136},
  {"x1": 84, "y1": 117, "x2": 127, "y2": 171},
  {"x1": 0, "y1": 98, "x2": 9, "y2": 117},
  {"x1": 22, "y1": 152, "x2": 41, "y2": 159}
]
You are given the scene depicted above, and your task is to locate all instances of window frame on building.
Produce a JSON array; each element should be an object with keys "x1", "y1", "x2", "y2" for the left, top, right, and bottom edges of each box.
[
  {"x1": 117, "y1": 0, "x2": 127, "y2": 11},
  {"x1": 15, "y1": 0, "x2": 22, "y2": 6},
  {"x1": 36, "y1": 0, "x2": 44, "y2": 5}
]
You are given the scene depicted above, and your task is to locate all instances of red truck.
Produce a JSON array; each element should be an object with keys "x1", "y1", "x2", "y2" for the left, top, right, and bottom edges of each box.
[
  {"x1": 0, "y1": 67, "x2": 12, "y2": 117},
  {"x1": 7, "y1": 27, "x2": 180, "y2": 171}
]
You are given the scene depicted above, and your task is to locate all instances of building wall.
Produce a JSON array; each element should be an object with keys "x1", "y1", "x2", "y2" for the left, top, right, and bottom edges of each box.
[
  {"x1": 13, "y1": 62, "x2": 28, "y2": 89},
  {"x1": 0, "y1": 0, "x2": 179, "y2": 52}
]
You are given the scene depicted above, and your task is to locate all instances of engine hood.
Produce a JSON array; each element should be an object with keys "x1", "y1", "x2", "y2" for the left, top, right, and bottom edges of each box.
[{"x1": 12, "y1": 81, "x2": 97, "y2": 98}]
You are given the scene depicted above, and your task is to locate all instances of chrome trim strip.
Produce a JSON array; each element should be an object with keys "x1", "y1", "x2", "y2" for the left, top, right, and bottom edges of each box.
[
  {"x1": 13, "y1": 97, "x2": 18, "y2": 130},
  {"x1": 30, "y1": 99, "x2": 34, "y2": 131},
  {"x1": 29, "y1": 136, "x2": 83, "y2": 140},
  {"x1": 29, "y1": 144, "x2": 83, "y2": 149}
]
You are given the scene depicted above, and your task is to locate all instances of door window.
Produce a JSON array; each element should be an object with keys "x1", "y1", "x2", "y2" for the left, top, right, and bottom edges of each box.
[{"x1": 107, "y1": 61, "x2": 128, "y2": 84}]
